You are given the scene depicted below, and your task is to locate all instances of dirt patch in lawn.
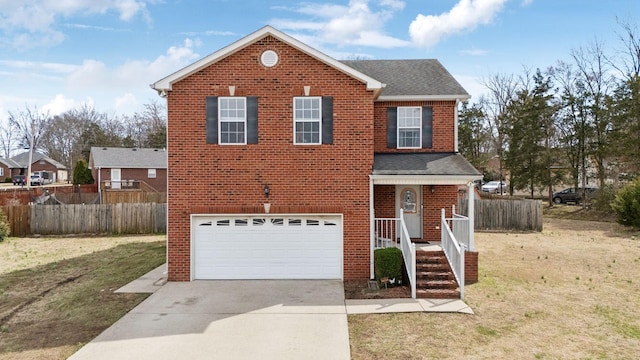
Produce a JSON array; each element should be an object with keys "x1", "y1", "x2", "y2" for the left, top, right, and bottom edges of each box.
[
  {"x1": 349, "y1": 217, "x2": 640, "y2": 359},
  {"x1": 0, "y1": 235, "x2": 166, "y2": 360},
  {"x1": 344, "y1": 280, "x2": 411, "y2": 299}
]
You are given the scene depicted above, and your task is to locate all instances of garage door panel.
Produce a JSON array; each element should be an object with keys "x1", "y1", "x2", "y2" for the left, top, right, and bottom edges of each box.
[{"x1": 192, "y1": 215, "x2": 343, "y2": 280}]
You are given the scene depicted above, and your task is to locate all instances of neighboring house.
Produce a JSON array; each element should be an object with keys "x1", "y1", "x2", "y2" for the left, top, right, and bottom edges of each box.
[
  {"x1": 0, "y1": 157, "x2": 22, "y2": 180},
  {"x1": 88, "y1": 147, "x2": 167, "y2": 192},
  {"x1": 10, "y1": 152, "x2": 68, "y2": 183},
  {"x1": 152, "y1": 26, "x2": 482, "y2": 295}
]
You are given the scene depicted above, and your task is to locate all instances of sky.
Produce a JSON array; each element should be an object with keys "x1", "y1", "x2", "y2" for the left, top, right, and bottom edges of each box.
[{"x1": 1, "y1": 0, "x2": 639, "y2": 126}]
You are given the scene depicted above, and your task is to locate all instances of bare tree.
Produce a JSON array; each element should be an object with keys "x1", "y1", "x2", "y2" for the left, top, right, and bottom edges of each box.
[
  {"x1": 480, "y1": 72, "x2": 519, "y2": 193},
  {"x1": 0, "y1": 123, "x2": 16, "y2": 158},
  {"x1": 571, "y1": 39, "x2": 616, "y2": 188},
  {"x1": 8, "y1": 105, "x2": 50, "y2": 152},
  {"x1": 8, "y1": 105, "x2": 51, "y2": 188}
]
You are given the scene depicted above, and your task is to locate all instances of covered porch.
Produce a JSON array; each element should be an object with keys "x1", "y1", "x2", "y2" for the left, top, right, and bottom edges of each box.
[{"x1": 368, "y1": 152, "x2": 482, "y2": 299}]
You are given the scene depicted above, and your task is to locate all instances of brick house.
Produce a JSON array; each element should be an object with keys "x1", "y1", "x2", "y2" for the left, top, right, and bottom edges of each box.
[
  {"x1": 10, "y1": 152, "x2": 68, "y2": 183},
  {"x1": 89, "y1": 147, "x2": 167, "y2": 192},
  {"x1": 152, "y1": 26, "x2": 481, "y2": 297},
  {"x1": 0, "y1": 157, "x2": 21, "y2": 181}
]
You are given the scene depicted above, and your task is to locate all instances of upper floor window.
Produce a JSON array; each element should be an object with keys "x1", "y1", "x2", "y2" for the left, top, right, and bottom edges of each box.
[
  {"x1": 397, "y1": 107, "x2": 422, "y2": 149},
  {"x1": 219, "y1": 97, "x2": 246, "y2": 145},
  {"x1": 294, "y1": 97, "x2": 321, "y2": 145},
  {"x1": 148, "y1": 168, "x2": 156, "y2": 178},
  {"x1": 387, "y1": 106, "x2": 433, "y2": 149}
]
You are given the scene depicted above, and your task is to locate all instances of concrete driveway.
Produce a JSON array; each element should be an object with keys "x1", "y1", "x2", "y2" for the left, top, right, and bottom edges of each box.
[{"x1": 69, "y1": 280, "x2": 350, "y2": 360}]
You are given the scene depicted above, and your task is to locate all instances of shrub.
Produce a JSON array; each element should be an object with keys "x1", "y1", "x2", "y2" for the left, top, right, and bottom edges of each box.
[
  {"x1": 592, "y1": 184, "x2": 617, "y2": 212},
  {"x1": 611, "y1": 177, "x2": 640, "y2": 228},
  {"x1": 0, "y1": 208, "x2": 9, "y2": 242},
  {"x1": 374, "y1": 247, "x2": 403, "y2": 285},
  {"x1": 4, "y1": 177, "x2": 11, "y2": 183}
]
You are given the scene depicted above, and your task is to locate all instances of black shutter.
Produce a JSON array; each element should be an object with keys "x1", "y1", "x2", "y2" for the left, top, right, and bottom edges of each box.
[
  {"x1": 421, "y1": 107, "x2": 433, "y2": 148},
  {"x1": 247, "y1": 97, "x2": 258, "y2": 144},
  {"x1": 387, "y1": 107, "x2": 397, "y2": 148},
  {"x1": 322, "y1": 96, "x2": 333, "y2": 144},
  {"x1": 205, "y1": 96, "x2": 218, "y2": 144}
]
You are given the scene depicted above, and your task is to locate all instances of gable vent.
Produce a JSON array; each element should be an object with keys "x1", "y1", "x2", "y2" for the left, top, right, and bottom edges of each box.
[{"x1": 261, "y1": 50, "x2": 278, "y2": 67}]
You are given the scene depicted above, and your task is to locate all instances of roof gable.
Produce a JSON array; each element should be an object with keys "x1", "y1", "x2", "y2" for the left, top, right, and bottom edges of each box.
[
  {"x1": 0, "y1": 157, "x2": 21, "y2": 168},
  {"x1": 90, "y1": 147, "x2": 167, "y2": 169},
  {"x1": 151, "y1": 26, "x2": 384, "y2": 94}
]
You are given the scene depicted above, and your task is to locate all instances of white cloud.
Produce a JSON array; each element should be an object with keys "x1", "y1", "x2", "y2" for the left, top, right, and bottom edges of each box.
[
  {"x1": 66, "y1": 38, "x2": 199, "y2": 90},
  {"x1": 459, "y1": 48, "x2": 489, "y2": 56},
  {"x1": 409, "y1": 0, "x2": 508, "y2": 48},
  {"x1": 271, "y1": 0, "x2": 410, "y2": 49},
  {"x1": 0, "y1": 0, "x2": 153, "y2": 49},
  {"x1": 0, "y1": 38, "x2": 197, "y2": 118},
  {"x1": 114, "y1": 93, "x2": 138, "y2": 110},
  {"x1": 42, "y1": 94, "x2": 93, "y2": 115}
]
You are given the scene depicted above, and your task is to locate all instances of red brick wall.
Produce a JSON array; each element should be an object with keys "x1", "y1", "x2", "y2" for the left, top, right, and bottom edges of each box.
[
  {"x1": 166, "y1": 35, "x2": 375, "y2": 281},
  {"x1": 422, "y1": 185, "x2": 458, "y2": 242},
  {"x1": 465, "y1": 251, "x2": 478, "y2": 284},
  {"x1": 374, "y1": 101, "x2": 456, "y2": 153},
  {"x1": 96, "y1": 168, "x2": 167, "y2": 192},
  {"x1": 373, "y1": 185, "x2": 395, "y2": 218},
  {"x1": 0, "y1": 164, "x2": 9, "y2": 181}
]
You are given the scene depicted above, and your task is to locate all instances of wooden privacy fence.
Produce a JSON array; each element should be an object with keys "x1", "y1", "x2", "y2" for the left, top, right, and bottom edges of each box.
[
  {"x1": 2, "y1": 203, "x2": 166, "y2": 236},
  {"x1": 458, "y1": 198, "x2": 543, "y2": 232},
  {"x1": 102, "y1": 191, "x2": 167, "y2": 204}
]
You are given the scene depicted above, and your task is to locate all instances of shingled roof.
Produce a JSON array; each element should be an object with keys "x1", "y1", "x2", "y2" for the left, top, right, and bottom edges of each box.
[
  {"x1": 90, "y1": 147, "x2": 167, "y2": 169},
  {"x1": 340, "y1": 59, "x2": 470, "y2": 100},
  {"x1": 373, "y1": 153, "x2": 481, "y2": 176},
  {"x1": 11, "y1": 152, "x2": 67, "y2": 169}
]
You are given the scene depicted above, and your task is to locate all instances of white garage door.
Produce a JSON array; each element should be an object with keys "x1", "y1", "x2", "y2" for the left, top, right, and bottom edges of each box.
[{"x1": 192, "y1": 215, "x2": 343, "y2": 280}]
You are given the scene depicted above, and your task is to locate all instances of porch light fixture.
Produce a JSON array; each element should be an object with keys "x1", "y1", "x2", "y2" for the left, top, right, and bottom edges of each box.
[
  {"x1": 264, "y1": 184, "x2": 270, "y2": 198},
  {"x1": 430, "y1": 185, "x2": 435, "y2": 194}
]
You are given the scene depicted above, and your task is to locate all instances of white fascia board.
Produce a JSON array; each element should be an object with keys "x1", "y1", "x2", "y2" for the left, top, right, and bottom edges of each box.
[
  {"x1": 372, "y1": 174, "x2": 482, "y2": 185},
  {"x1": 151, "y1": 26, "x2": 384, "y2": 92},
  {"x1": 377, "y1": 94, "x2": 472, "y2": 102}
]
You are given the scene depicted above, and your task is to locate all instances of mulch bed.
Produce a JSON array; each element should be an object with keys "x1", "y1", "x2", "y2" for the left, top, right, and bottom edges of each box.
[{"x1": 343, "y1": 280, "x2": 411, "y2": 299}]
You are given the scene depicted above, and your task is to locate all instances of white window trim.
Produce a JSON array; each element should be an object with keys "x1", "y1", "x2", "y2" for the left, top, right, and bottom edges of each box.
[
  {"x1": 397, "y1": 106, "x2": 422, "y2": 149},
  {"x1": 293, "y1": 96, "x2": 322, "y2": 145},
  {"x1": 0, "y1": 168, "x2": 4, "y2": 177},
  {"x1": 218, "y1": 96, "x2": 247, "y2": 145}
]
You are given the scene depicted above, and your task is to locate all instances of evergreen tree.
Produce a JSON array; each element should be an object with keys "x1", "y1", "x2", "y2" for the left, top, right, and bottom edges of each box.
[{"x1": 73, "y1": 159, "x2": 94, "y2": 185}]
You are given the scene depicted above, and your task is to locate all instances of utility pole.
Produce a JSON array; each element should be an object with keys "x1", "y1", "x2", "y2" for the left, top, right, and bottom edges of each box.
[{"x1": 26, "y1": 121, "x2": 34, "y2": 191}]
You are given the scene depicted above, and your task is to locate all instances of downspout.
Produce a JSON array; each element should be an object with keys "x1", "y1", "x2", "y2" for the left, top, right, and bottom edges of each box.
[
  {"x1": 369, "y1": 175, "x2": 375, "y2": 279},
  {"x1": 468, "y1": 182, "x2": 475, "y2": 251},
  {"x1": 97, "y1": 167, "x2": 102, "y2": 204},
  {"x1": 454, "y1": 99, "x2": 460, "y2": 153}
]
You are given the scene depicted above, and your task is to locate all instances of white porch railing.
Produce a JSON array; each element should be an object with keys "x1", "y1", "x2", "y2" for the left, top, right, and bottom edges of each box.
[
  {"x1": 449, "y1": 205, "x2": 473, "y2": 251},
  {"x1": 374, "y1": 209, "x2": 416, "y2": 299},
  {"x1": 374, "y1": 218, "x2": 398, "y2": 249},
  {"x1": 441, "y1": 208, "x2": 465, "y2": 299}
]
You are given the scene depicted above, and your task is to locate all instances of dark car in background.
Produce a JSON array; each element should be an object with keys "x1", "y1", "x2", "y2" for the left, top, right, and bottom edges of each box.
[
  {"x1": 552, "y1": 186, "x2": 598, "y2": 204},
  {"x1": 12, "y1": 174, "x2": 26, "y2": 185}
]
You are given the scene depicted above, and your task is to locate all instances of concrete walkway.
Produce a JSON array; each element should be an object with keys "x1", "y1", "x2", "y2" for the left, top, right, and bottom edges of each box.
[{"x1": 70, "y1": 265, "x2": 472, "y2": 360}]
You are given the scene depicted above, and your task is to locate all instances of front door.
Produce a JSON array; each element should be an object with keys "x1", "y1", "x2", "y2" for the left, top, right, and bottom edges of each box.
[
  {"x1": 396, "y1": 185, "x2": 422, "y2": 239},
  {"x1": 111, "y1": 168, "x2": 121, "y2": 189}
]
